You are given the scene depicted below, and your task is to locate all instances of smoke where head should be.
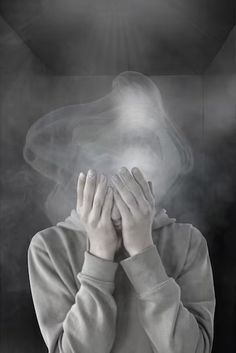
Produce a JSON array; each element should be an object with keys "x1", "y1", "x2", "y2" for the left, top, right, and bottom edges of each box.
[{"x1": 23, "y1": 71, "x2": 194, "y2": 223}]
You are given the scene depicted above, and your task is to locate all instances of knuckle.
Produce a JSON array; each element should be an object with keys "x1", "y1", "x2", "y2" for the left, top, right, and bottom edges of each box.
[
  {"x1": 84, "y1": 191, "x2": 92, "y2": 201},
  {"x1": 142, "y1": 209, "x2": 149, "y2": 217},
  {"x1": 93, "y1": 198, "x2": 102, "y2": 208},
  {"x1": 88, "y1": 190, "x2": 94, "y2": 198},
  {"x1": 88, "y1": 216, "x2": 97, "y2": 227},
  {"x1": 126, "y1": 192, "x2": 134, "y2": 203},
  {"x1": 119, "y1": 183, "x2": 125, "y2": 191},
  {"x1": 80, "y1": 211, "x2": 88, "y2": 223},
  {"x1": 142, "y1": 203, "x2": 151, "y2": 216},
  {"x1": 99, "y1": 218, "x2": 108, "y2": 229},
  {"x1": 135, "y1": 187, "x2": 143, "y2": 198}
]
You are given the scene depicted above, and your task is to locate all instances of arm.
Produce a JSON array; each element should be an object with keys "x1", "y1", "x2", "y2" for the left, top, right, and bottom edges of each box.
[
  {"x1": 28, "y1": 233, "x2": 118, "y2": 353},
  {"x1": 119, "y1": 226, "x2": 216, "y2": 353}
]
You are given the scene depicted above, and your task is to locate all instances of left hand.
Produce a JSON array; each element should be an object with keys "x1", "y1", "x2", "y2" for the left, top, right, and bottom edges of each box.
[{"x1": 111, "y1": 166, "x2": 156, "y2": 256}]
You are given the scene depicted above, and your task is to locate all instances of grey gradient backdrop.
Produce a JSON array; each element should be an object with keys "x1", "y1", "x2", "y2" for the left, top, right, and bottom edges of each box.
[{"x1": 0, "y1": 1, "x2": 236, "y2": 352}]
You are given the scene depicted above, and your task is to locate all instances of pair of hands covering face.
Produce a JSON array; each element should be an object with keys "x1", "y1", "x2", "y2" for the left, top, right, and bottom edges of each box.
[{"x1": 76, "y1": 166, "x2": 156, "y2": 260}]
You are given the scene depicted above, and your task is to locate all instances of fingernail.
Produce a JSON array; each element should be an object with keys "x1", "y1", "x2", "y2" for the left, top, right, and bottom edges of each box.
[
  {"x1": 132, "y1": 167, "x2": 138, "y2": 173},
  {"x1": 79, "y1": 172, "x2": 85, "y2": 179},
  {"x1": 119, "y1": 166, "x2": 127, "y2": 174},
  {"x1": 88, "y1": 169, "x2": 96, "y2": 177}
]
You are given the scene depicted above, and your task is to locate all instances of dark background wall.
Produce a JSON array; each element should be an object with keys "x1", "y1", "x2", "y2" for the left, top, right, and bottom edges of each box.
[
  {"x1": 202, "y1": 28, "x2": 236, "y2": 351},
  {"x1": 0, "y1": 1, "x2": 235, "y2": 352}
]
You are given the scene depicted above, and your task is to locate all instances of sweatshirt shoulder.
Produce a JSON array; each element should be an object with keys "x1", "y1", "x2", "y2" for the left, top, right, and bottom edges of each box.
[
  {"x1": 176, "y1": 222, "x2": 204, "y2": 240},
  {"x1": 28, "y1": 225, "x2": 63, "y2": 249},
  {"x1": 28, "y1": 226, "x2": 87, "y2": 290},
  {"x1": 28, "y1": 225, "x2": 87, "y2": 258},
  {"x1": 171, "y1": 222, "x2": 207, "y2": 256},
  {"x1": 158, "y1": 221, "x2": 204, "y2": 246},
  {"x1": 156, "y1": 222, "x2": 206, "y2": 278}
]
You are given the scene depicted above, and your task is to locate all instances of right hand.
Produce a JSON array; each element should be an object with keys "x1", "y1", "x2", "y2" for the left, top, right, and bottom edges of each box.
[{"x1": 76, "y1": 169, "x2": 121, "y2": 260}]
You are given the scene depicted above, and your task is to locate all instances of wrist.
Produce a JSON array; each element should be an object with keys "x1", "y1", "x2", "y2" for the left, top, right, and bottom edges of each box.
[
  {"x1": 89, "y1": 243, "x2": 115, "y2": 261},
  {"x1": 126, "y1": 240, "x2": 154, "y2": 257}
]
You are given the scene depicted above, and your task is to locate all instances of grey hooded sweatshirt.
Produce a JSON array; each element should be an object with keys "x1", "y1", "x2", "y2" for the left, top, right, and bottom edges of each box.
[{"x1": 28, "y1": 207, "x2": 215, "y2": 353}]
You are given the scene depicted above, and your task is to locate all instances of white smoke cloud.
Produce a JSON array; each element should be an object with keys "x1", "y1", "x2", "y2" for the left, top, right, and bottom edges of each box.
[{"x1": 23, "y1": 71, "x2": 194, "y2": 223}]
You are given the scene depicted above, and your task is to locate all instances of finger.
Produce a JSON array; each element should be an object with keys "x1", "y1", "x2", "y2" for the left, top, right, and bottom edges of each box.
[
  {"x1": 113, "y1": 187, "x2": 131, "y2": 220},
  {"x1": 90, "y1": 173, "x2": 108, "y2": 223},
  {"x1": 111, "y1": 174, "x2": 138, "y2": 212},
  {"x1": 148, "y1": 180, "x2": 156, "y2": 208},
  {"x1": 148, "y1": 181, "x2": 155, "y2": 198},
  {"x1": 101, "y1": 186, "x2": 113, "y2": 220},
  {"x1": 111, "y1": 197, "x2": 121, "y2": 221},
  {"x1": 131, "y1": 167, "x2": 155, "y2": 206},
  {"x1": 83, "y1": 169, "x2": 97, "y2": 216},
  {"x1": 76, "y1": 172, "x2": 86, "y2": 209},
  {"x1": 148, "y1": 181, "x2": 153, "y2": 193},
  {"x1": 118, "y1": 166, "x2": 148, "y2": 209}
]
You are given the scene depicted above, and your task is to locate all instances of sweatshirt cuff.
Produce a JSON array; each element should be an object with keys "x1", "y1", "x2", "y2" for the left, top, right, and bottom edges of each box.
[
  {"x1": 79, "y1": 250, "x2": 119, "y2": 282},
  {"x1": 120, "y1": 244, "x2": 169, "y2": 296}
]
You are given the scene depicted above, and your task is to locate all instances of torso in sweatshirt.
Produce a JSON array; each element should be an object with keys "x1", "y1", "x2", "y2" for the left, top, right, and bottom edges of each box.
[{"x1": 28, "y1": 208, "x2": 216, "y2": 353}]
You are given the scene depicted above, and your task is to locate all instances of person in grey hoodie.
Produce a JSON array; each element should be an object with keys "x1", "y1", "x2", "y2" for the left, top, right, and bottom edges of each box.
[{"x1": 28, "y1": 166, "x2": 216, "y2": 353}]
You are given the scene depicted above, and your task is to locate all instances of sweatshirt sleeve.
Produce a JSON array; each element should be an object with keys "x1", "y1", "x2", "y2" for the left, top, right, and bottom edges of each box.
[
  {"x1": 27, "y1": 232, "x2": 119, "y2": 353},
  {"x1": 119, "y1": 225, "x2": 216, "y2": 353}
]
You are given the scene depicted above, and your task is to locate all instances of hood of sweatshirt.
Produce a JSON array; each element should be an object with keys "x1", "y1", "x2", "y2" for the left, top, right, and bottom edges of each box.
[{"x1": 57, "y1": 206, "x2": 176, "y2": 232}]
